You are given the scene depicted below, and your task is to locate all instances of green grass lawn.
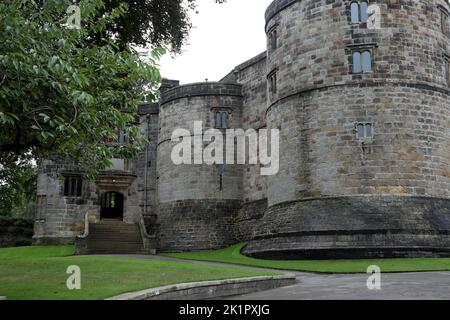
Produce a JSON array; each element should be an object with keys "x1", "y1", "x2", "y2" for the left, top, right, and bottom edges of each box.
[
  {"x1": 0, "y1": 245, "x2": 279, "y2": 300},
  {"x1": 162, "y1": 243, "x2": 450, "y2": 274}
]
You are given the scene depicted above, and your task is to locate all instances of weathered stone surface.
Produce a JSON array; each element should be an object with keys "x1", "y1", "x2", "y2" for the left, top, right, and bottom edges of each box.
[
  {"x1": 157, "y1": 200, "x2": 242, "y2": 251},
  {"x1": 244, "y1": 195, "x2": 450, "y2": 259},
  {"x1": 244, "y1": 0, "x2": 450, "y2": 259},
  {"x1": 35, "y1": 0, "x2": 450, "y2": 258}
]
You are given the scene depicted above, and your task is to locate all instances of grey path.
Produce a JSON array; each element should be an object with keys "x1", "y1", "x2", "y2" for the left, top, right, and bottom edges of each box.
[
  {"x1": 93, "y1": 254, "x2": 450, "y2": 300},
  {"x1": 228, "y1": 271, "x2": 450, "y2": 300}
]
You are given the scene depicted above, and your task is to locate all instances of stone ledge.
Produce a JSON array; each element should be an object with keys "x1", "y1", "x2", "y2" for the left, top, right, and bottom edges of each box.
[
  {"x1": 265, "y1": 0, "x2": 298, "y2": 25},
  {"x1": 106, "y1": 274, "x2": 296, "y2": 300},
  {"x1": 160, "y1": 82, "x2": 243, "y2": 106}
]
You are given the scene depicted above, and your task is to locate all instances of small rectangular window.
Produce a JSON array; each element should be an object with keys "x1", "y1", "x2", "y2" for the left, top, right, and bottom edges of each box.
[
  {"x1": 269, "y1": 28, "x2": 277, "y2": 51},
  {"x1": 441, "y1": 11, "x2": 449, "y2": 35},
  {"x1": 355, "y1": 123, "x2": 374, "y2": 140},
  {"x1": 268, "y1": 70, "x2": 277, "y2": 97},
  {"x1": 214, "y1": 111, "x2": 229, "y2": 129},
  {"x1": 445, "y1": 57, "x2": 450, "y2": 86},
  {"x1": 352, "y1": 49, "x2": 373, "y2": 74},
  {"x1": 350, "y1": 1, "x2": 369, "y2": 24},
  {"x1": 63, "y1": 176, "x2": 83, "y2": 197},
  {"x1": 118, "y1": 128, "x2": 131, "y2": 144}
]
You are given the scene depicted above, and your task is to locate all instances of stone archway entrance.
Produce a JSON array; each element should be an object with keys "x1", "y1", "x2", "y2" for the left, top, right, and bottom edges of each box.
[{"x1": 100, "y1": 192, "x2": 124, "y2": 220}]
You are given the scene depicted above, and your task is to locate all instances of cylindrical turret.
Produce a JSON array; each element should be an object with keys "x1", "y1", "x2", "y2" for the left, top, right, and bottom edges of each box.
[
  {"x1": 245, "y1": 0, "x2": 450, "y2": 258},
  {"x1": 157, "y1": 83, "x2": 244, "y2": 251}
]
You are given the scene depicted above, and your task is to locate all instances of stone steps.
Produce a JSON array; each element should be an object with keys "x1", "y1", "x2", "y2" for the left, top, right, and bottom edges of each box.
[{"x1": 81, "y1": 220, "x2": 146, "y2": 254}]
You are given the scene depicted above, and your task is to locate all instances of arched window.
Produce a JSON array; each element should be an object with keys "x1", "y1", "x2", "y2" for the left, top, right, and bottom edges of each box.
[
  {"x1": 351, "y1": 1, "x2": 369, "y2": 24},
  {"x1": 441, "y1": 10, "x2": 449, "y2": 35},
  {"x1": 362, "y1": 51, "x2": 372, "y2": 72},
  {"x1": 268, "y1": 26, "x2": 278, "y2": 51},
  {"x1": 352, "y1": 50, "x2": 372, "y2": 74},
  {"x1": 215, "y1": 111, "x2": 229, "y2": 129},
  {"x1": 445, "y1": 58, "x2": 450, "y2": 86},
  {"x1": 215, "y1": 112, "x2": 222, "y2": 128},
  {"x1": 268, "y1": 70, "x2": 277, "y2": 97},
  {"x1": 356, "y1": 123, "x2": 373, "y2": 139},
  {"x1": 353, "y1": 52, "x2": 362, "y2": 73},
  {"x1": 351, "y1": 2, "x2": 359, "y2": 24},
  {"x1": 360, "y1": 1, "x2": 369, "y2": 23}
]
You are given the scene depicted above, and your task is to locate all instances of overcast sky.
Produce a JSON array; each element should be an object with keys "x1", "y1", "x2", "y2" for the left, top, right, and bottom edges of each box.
[{"x1": 159, "y1": 0, "x2": 273, "y2": 84}]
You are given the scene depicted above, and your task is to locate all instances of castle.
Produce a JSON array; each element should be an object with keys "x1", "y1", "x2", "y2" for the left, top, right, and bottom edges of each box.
[{"x1": 34, "y1": 0, "x2": 450, "y2": 258}]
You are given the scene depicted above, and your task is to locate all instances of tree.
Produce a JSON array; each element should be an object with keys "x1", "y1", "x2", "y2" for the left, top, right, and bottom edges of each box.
[
  {"x1": 0, "y1": 159, "x2": 36, "y2": 219},
  {"x1": 0, "y1": 0, "x2": 163, "y2": 172}
]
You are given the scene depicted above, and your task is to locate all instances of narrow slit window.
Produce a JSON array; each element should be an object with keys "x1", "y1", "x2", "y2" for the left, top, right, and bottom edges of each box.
[
  {"x1": 441, "y1": 11, "x2": 449, "y2": 35},
  {"x1": 350, "y1": 1, "x2": 369, "y2": 24},
  {"x1": 215, "y1": 112, "x2": 222, "y2": 128},
  {"x1": 268, "y1": 71, "x2": 277, "y2": 97},
  {"x1": 356, "y1": 124, "x2": 365, "y2": 139},
  {"x1": 218, "y1": 164, "x2": 225, "y2": 191},
  {"x1": 269, "y1": 28, "x2": 277, "y2": 51}
]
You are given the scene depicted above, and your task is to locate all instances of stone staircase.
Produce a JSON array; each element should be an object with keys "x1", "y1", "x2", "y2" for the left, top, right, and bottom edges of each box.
[{"x1": 75, "y1": 220, "x2": 149, "y2": 255}]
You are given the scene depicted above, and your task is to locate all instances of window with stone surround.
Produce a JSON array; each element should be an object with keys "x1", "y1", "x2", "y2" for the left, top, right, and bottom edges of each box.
[
  {"x1": 214, "y1": 111, "x2": 229, "y2": 129},
  {"x1": 445, "y1": 56, "x2": 450, "y2": 86},
  {"x1": 351, "y1": 50, "x2": 373, "y2": 74},
  {"x1": 118, "y1": 129, "x2": 130, "y2": 144},
  {"x1": 218, "y1": 164, "x2": 225, "y2": 191},
  {"x1": 350, "y1": 1, "x2": 369, "y2": 24},
  {"x1": 355, "y1": 123, "x2": 373, "y2": 140},
  {"x1": 268, "y1": 69, "x2": 277, "y2": 98},
  {"x1": 63, "y1": 175, "x2": 83, "y2": 197},
  {"x1": 268, "y1": 25, "x2": 278, "y2": 52},
  {"x1": 440, "y1": 8, "x2": 450, "y2": 36}
]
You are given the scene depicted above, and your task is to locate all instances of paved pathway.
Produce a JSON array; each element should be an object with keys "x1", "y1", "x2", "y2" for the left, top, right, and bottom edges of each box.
[
  {"x1": 94, "y1": 254, "x2": 450, "y2": 300},
  {"x1": 228, "y1": 271, "x2": 450, "y2": 300}
]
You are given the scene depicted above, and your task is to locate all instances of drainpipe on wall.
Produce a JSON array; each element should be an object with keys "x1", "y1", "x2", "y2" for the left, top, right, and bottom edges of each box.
[{"x1": 144, "y1": 115, "x2": 150, "y2": 215}]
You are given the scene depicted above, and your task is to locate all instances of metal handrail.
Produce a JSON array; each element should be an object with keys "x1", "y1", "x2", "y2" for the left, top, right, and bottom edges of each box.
[
  {"x1": 138, "y1": 215, "x2": 157, "y2": 254},
  {"x1": 77, "y1": 212, "x2": 90, "y2": 239}
]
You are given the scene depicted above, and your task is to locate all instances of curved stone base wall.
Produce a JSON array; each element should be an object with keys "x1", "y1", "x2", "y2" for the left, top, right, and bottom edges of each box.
[
  {"x1": 157, "y1": 200, "x2": 242, "y2": 252},
  {"x1": 244, "y1": 196, "x2": 450, "y2": 259},
  {"x1": 235, "y1": 199, "x2": 267, "y2": 242}
]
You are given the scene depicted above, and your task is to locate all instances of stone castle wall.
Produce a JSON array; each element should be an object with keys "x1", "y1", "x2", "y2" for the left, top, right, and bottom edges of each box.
[
  {"x1": 244, "y1": 0, "x2": 450, "y2": 258},
  {"x1": 33, "y1": 161, "x2": 99, "y2": 244},
  {"x1": 136, "y1": 103, "x2": 160, "y2": 218},
  {"x1": 34, "y1": 0, "x2": 450, "y2": 258},
  {"x1": 221, "y1": 53, "x2": 270, "y2": 241},
  {"x1": 156, "y1": 83, "x2": 244, "y2": 251}
]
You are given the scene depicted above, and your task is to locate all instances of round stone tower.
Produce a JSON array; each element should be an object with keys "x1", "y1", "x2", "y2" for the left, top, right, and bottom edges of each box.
[
  {"x1": 244, "y1": 0, "x2": 450, "y2": 258},
  {"x1": 157, "y1": 83, "x2": 243, "y2": 251}
]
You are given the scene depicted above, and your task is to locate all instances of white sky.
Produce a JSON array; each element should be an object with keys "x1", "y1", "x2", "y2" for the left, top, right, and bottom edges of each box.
[{"x1": 159, "y1": 0, "x2": 273, "y2": 84}]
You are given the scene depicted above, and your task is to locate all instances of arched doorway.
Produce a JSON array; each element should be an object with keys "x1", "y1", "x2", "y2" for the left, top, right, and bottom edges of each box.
[{"x1": 100, "y1": 192, "x2": 124, "y2": 220}]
